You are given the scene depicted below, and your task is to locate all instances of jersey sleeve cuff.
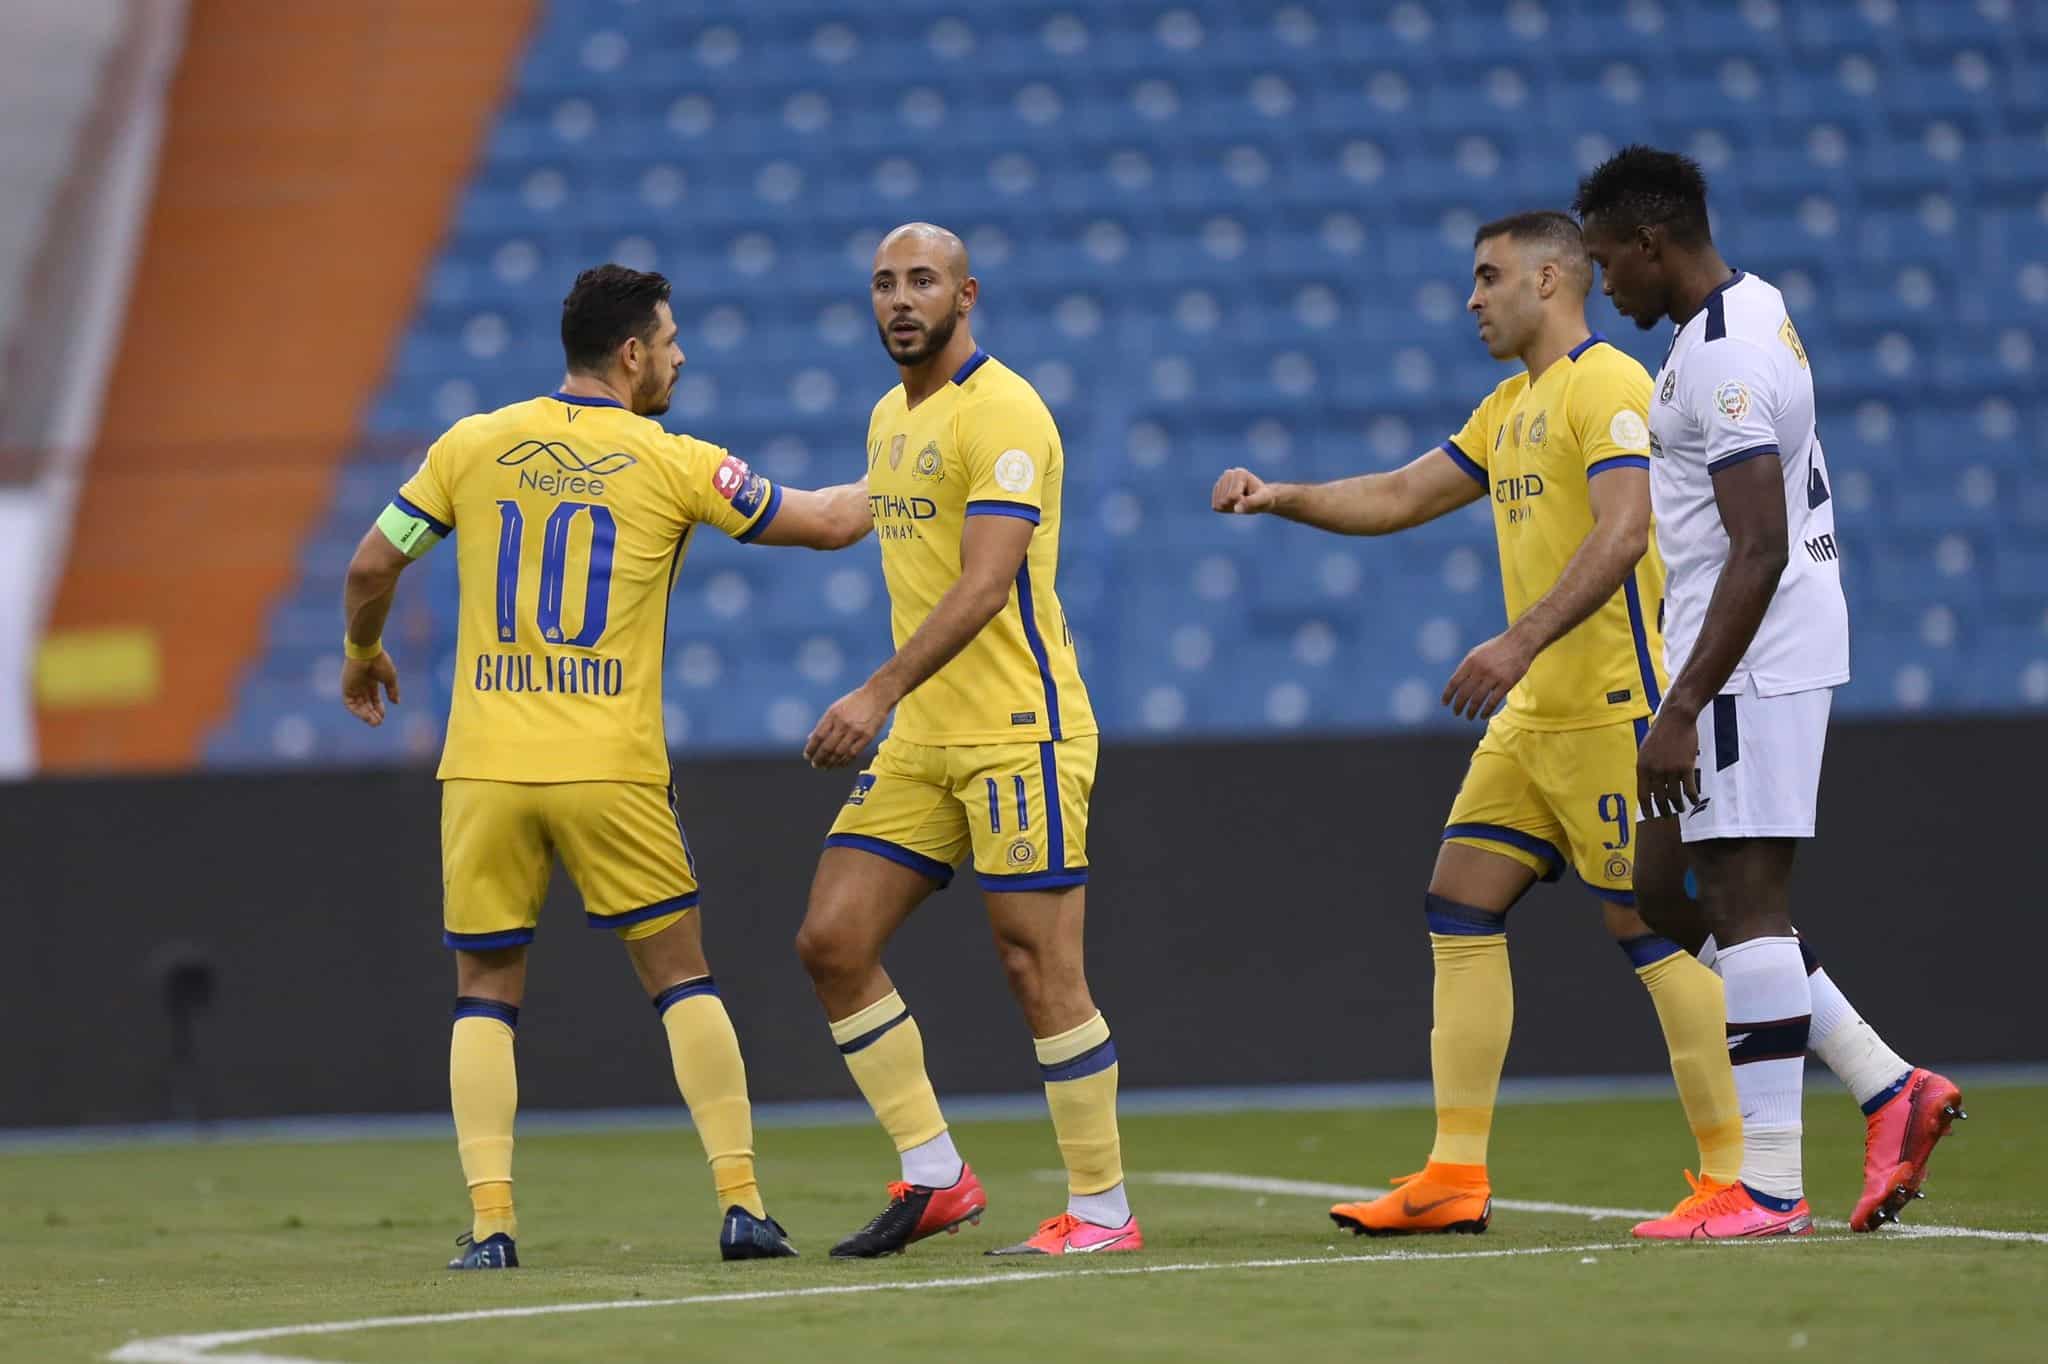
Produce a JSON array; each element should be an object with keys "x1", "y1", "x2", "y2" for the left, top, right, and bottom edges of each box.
[
  {"x1": 734, "y1": 481, "x2": 784, "y2": 543},
  {"x1": 1586, "y1": 454, "x2": 1652, "y2": 479},
  {"x1": 965, "y1": 499, "x2": 1042, "y2": 523},
  {"x1": 1706, "y1": 443, "x2": 1781, "y2": 475},
  {"x1": 1440, "y1": 440, "x2": 1486, "y2": 485}
]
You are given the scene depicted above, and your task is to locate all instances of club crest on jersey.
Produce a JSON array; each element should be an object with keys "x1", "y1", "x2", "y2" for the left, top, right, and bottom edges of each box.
[
  {"x1": 913, "y1": 441, "x2": 945, "y2": 481},
  {"x1": 1526, "y1": 411, "x2": 1548, "y2": 446},
  {"x1": 889, "y1": 433, "x2": 907, "y2": 470},
  {"x1": 1714, "y1": 381, "x2": 1751, "y2": 423},
  {"x1": 1659, "y1": 369, "x2": 1678, "y2": 404}
]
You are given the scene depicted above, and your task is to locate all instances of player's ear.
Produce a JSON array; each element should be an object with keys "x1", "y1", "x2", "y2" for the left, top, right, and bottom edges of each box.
[{"x1": 957, "y1": 275, "x2": 978, "y2": 314}]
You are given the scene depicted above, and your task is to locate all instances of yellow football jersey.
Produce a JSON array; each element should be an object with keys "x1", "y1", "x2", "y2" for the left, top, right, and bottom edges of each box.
[
  {"x1": 1443, "y1": 336, "x2": 1669, "y2": 731},
  {"x1": 394, "y1": 391, "x2": 779, "y2": 783},
  {"x1": 864, "y1": 350, "x2": 1095, "y2": 746}
]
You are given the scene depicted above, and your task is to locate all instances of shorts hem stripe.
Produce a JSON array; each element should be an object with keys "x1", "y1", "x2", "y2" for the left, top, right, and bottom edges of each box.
[
  {"x1": 443, "y1": 928, "x2": 536, "y2": 950},
  {"x1": 588, "y1": 892, "x2": 700, "y2": 931},
  {"x1": 1442, "y1": 822, "x2": 1565, "y2": 882},
  {"x1": 824, "y1": 834, "x2": 955, "y2": 886},
  {"x1": 977, "y1": 868, "x2": 1088, "y2": 891}
]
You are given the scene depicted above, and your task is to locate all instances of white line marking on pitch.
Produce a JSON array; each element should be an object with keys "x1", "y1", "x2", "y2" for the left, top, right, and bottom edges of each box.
[
  {"x1": 107, "y1": 1241, "x2": 1639, "y2": 1364},
  {"x1": 106, "y1": 1170, "x2": 2048, "y2": 1363},
  {"x1": 1131, "y1": 1170, "x2": 2048, "y2": 1243}
]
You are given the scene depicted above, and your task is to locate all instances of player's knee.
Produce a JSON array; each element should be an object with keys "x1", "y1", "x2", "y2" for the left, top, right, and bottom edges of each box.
[
  {"x1": 793, "y1": 913, "x2": 868, "y2": 985},
  {"x1": 993, "y1": 936, "x2": 1044, "y2": 1002}
]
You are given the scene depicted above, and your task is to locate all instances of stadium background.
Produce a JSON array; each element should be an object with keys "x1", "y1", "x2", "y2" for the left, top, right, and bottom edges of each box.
[{"x1": 1, "y1": 0, "x2": 2043, "y2": 1129}]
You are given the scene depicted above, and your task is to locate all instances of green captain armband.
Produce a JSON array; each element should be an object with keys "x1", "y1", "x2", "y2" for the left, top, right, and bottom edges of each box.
[{"x1": 377, "y1": 498, "x2": 450, "y2": 558}]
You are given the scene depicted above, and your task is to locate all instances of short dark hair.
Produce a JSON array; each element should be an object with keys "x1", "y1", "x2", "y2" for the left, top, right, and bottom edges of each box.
[
  {"x1": 1572, "y1": 145, "x2": 1713, "y2": 245},
  {"x1": 560, "y1": 265, "x2": 671, "y2": 373},
  {"x1": 1474, "y1": 209, "x2": 1584, "y2": 254}
]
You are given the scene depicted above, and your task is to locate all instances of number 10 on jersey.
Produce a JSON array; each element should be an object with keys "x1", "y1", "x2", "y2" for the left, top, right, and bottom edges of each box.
[{"x1": 494, "y1": 500, "x2": 617, "y2": 648}]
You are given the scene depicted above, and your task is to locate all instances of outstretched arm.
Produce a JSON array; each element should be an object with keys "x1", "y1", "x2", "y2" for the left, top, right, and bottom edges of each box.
[
  {"x1": 747, "y1": 480, "x2": 872, "y2": 549},
  {"x1": 1443, "y1": 465, "x2": 1652, "y2": 719},
  {"x1": 1212, "y1": 446, "x2": 1484, "y2": 535},
  {"x1": 803, "y1": 512, "x2": 1032, "y2": 768}
]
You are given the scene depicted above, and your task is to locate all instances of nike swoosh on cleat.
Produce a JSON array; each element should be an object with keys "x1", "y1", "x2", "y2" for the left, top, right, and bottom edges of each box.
[
  {"x1": 1065, "y1": 1230, "x2": 1136, "y2": 1254},
  {"x1": 1400, "y1": 1193, "x2": 1472, "y2": 1217}
]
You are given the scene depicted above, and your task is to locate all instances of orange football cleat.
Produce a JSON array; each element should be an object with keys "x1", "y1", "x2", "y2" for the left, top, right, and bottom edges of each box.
[
  {"x1": 1330, "y1": 1163, "x2": 1491, "y2": 1237},
  {"x1": 1851, "y1": 1067, "x2": 1966, "y2": 1232}
]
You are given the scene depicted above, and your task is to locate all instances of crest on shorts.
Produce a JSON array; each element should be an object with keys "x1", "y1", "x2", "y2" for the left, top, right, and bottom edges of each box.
[
  {"x1": 1006, "y1": 838, "x2": 1036, "y2": 867},
  {"x1": 889, "y1": 433, "x2": 907, "y2": 470}
]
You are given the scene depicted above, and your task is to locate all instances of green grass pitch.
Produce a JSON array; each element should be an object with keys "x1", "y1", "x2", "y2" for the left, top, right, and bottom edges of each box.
[{"x1": 4, "y1": 1086, "x2": 2044, "y2": 1363}]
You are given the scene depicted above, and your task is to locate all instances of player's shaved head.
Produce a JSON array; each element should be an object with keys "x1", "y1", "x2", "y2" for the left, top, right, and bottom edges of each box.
[
  {"x1": 875, "y1": 222, "x2": 970, "y2": 282},
  {"x1": 1474, "y1": 211, "x2": 1593, "y2": 298},
  {"x1": 871, "y1": 222, "x2": 978, "y2": 371}
]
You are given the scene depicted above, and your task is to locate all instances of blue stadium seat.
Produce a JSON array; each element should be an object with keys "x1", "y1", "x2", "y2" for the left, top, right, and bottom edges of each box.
[{"x1": 209, "y1": 0, "x2": 2048, "y2": 764}]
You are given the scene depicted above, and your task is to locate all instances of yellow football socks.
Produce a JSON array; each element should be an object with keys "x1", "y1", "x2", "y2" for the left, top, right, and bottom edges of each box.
[
  {"x1": 1035, "y1": 1012, "x2": 1124, "y2": 1196},
  {"x1": 830, "y1": 989, "x2": 949, "y2": 1153},
  {"x1": 1423, "y1": 896, "x2": 1514, "y2": 1169},
  {"x1": 1630, "y1": 941, "x2": 1745, "y2": 1186},
  {"x1": 449, "y1": 1002, "x2": 519, "y2": 1242},
  {"x1": 654, "y1": 978, "x2": 764, "y2": 1219}
]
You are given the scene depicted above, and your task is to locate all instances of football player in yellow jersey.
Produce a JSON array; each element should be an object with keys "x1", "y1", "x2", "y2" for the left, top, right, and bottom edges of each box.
[
  {"x1": 338, "y1": 265, "x2": 871, "y2": 1268},
  {"x1": 1212, "y1": 213, "x2": 1743, "y2": 1235},
  {"x1": 793, "y1": 223, "x2": 1138, "y2": 1259}
]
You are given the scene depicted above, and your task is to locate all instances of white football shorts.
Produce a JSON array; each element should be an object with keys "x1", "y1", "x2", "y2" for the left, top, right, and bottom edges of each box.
[{"x1": 1678, "y1": 677, "x2": 1834, "y2": 843}]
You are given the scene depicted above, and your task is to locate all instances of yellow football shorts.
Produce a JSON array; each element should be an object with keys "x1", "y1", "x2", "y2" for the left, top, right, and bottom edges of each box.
[
  {"x1": 825, "y1": 734, "x2": 1096, "y2": 891},
  {"x1": 1442, "y1": 716, "x2": 1648, "y2": 905},
  {"x1": 440, "y1": 778, "x2": 699, "y2": 948}
]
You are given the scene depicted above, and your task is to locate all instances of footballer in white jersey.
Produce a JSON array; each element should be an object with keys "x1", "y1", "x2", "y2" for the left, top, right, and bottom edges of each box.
[{"x1": 1576, "y1": 146, "x2": 1962, "y2": 1243}]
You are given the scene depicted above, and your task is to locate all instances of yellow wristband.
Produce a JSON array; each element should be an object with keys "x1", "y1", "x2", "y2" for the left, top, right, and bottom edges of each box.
[{"x1": 343, "y1": 636, "x2": 383, "y2": 661}]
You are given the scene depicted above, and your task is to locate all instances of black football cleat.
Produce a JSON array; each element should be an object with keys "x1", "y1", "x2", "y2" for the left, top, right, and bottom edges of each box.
[
  {"x1": 447, "y1": 1231, "x2": 519, "y2": 1269},
  {"x1": 830, "y1": 1166, "x2": 987, "y2": 1258},
  {"x1": 720, "y1": 1206, "x2": 799, "y2": 1261}
]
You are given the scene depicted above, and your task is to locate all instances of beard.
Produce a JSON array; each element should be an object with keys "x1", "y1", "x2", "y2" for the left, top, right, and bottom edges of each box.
[
  {"x1": 636, "y1": 367, "x2": 674, "y2": 415},
  {"x1": 876, "y1": 308, "x2": 960, "y2": 366}
]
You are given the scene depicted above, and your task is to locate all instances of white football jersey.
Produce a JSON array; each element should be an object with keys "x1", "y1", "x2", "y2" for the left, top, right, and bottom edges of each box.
[{"x1": 1648, "y1": 271, "x2": 1850, "y2": 696}]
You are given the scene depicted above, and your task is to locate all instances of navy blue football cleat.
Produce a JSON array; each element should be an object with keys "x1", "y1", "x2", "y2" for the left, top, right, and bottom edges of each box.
[
  {"x1": 447, "y1": 1231, "x2": 519, "y2": 1269},
  {"x1": 719, "y1": 1206, "x2": 799, "y2": 1261}
]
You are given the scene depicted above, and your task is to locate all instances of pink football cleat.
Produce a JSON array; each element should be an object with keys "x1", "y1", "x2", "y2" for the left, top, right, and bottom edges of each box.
[
  {"x1": 1851, "y1": 1068, "x2": 1967, "y2": 1232},
  {"x1": 1634, "y1": 1174, "x2": 1814, "y2": 1239},
  {"x1": 986, "y1": 1211, "x2": 1144, "y2": 1257}
]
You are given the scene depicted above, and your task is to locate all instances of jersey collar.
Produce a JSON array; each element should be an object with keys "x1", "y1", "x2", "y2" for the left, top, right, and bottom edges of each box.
[
  {"x1": 552, "y1": 390, "x2": 626, "y2": 409},
  {"x1": 1565, "y1": 332, "x2": 1606, "y2": 362},
  {"x1": 950, "y1": 349, "x2": 991, "y2": 385}
]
